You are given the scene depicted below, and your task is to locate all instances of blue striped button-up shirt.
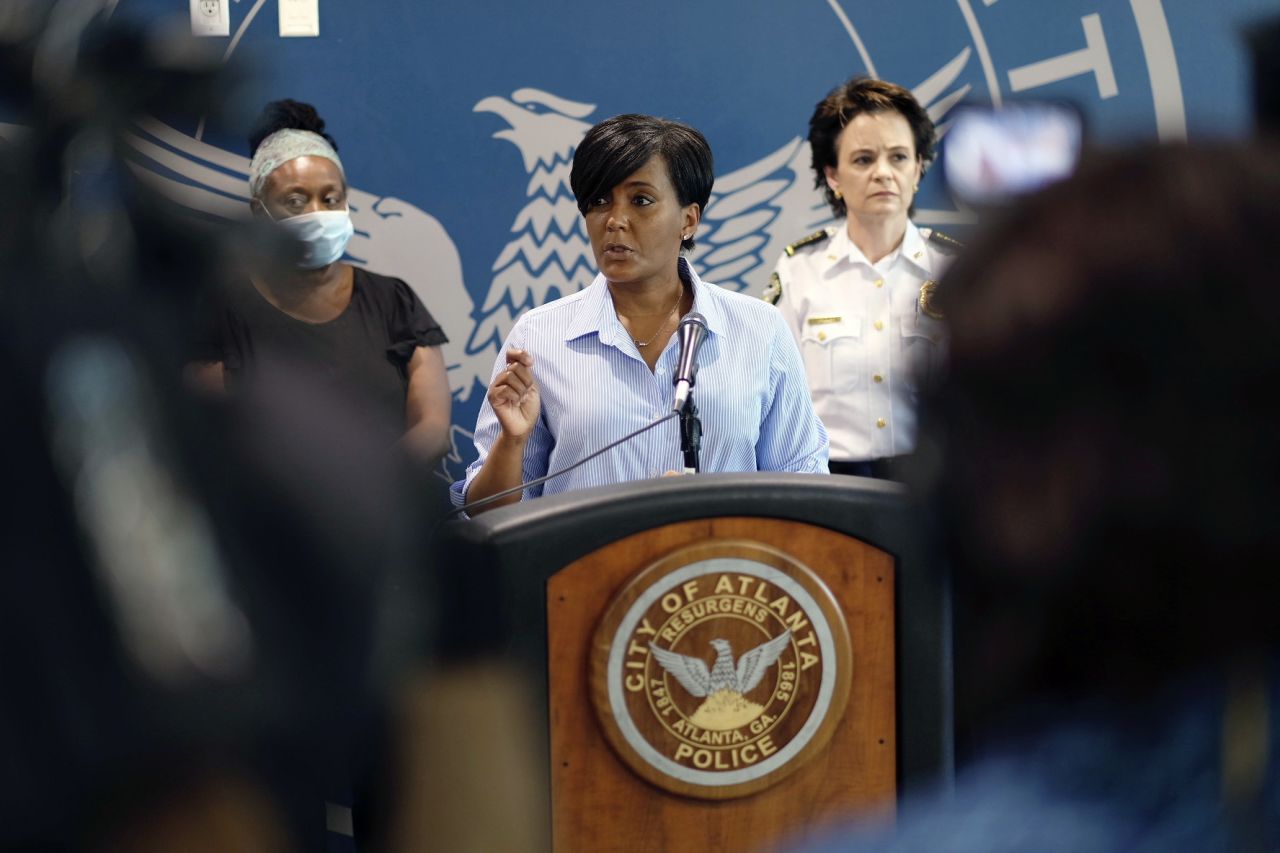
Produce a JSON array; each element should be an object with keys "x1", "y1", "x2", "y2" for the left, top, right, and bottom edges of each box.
[{"x1": 451, "y1": 261, "x2": 829, "y2": 506}]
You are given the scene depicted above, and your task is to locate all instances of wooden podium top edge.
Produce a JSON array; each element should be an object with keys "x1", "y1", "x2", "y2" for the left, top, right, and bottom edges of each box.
[{"x1": 449, "y1": 472, "x2": 910, "y2": 536}]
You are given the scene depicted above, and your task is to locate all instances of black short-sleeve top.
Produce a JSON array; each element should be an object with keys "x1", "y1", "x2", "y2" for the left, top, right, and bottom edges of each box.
[{"x1": 195, "y1": 267, "x2": 447, "y2": 425}]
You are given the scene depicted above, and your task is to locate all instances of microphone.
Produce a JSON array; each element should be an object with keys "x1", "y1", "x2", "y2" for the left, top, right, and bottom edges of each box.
[
  {"x1": 448, "y1": 409, "x2": 679, "y2": 518},
  {"x1": 672, "y1": 312, "x2": 708, "y2": 412}
]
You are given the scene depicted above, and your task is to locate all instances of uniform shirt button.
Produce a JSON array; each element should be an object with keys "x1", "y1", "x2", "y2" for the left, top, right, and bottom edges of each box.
[
  {"x1": 874, "y1": 278, "x2": 884, "y2": 288},
  {"x1": 817, "y1": 331, "x2": 827, "y2": 341},
  {"x1": 874, "y1": 320, "x2": 884, "y2": 331},
  {"x1": 873, "y1": 374, "x2": 883, "y2": 383},
  {"x1": 876, "y1": 418, "x2": 887, "y2": 428}
]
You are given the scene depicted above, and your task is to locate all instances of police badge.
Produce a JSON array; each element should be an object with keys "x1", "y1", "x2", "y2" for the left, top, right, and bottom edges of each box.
[{"x1": 918, "y1": 279, "x2": 943, "y2": 320}]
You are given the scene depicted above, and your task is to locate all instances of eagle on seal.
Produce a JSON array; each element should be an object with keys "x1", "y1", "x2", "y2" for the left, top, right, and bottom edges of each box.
[{"x1": 649, "y1": 632, "x2": 792, "y2": 699}]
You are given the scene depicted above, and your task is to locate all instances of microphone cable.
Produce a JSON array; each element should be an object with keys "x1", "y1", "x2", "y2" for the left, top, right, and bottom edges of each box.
[{"x1": 443, "y1": 410, "x2": 680, "y2": 520}]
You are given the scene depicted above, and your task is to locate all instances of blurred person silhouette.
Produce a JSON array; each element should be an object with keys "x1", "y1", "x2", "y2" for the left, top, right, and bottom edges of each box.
[
  {"x1": 0, "y1": 6, "x2": 449, "y2": 851},
  {"x1": 188, "y1": 99, "x2": 452, "y2": 465},
  {"x1": 787, "y1": 142, "x2": 1280, "y2": 852}
]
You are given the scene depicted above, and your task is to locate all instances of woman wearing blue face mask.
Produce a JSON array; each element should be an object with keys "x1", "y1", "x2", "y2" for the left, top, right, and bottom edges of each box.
[{"x1": 190, "y1": 100, "x2": 452, "y2": 462}]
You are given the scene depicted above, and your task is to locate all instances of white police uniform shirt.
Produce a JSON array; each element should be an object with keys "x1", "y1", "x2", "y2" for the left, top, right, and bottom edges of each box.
[{"x1": 767, "y1": 221, "x2": 953, "y2": 464}]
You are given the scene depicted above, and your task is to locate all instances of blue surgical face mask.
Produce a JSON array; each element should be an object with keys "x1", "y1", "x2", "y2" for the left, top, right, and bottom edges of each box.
[{"x1": 270, "y1": 208, "x2": 354, "y2": 269}]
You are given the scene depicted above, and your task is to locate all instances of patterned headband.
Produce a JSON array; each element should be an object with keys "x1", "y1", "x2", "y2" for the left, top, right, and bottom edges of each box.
[{"x1": 248, "y1": 128, "x2": 345, "y2": 197}]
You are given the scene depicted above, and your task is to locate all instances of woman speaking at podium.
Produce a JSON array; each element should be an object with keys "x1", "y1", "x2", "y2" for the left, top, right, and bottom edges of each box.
[{"x1": 453, "y1": 114, "x2": 828, "y2": 513}]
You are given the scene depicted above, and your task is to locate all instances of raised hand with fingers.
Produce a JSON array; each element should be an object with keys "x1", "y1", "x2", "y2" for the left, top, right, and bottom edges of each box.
[{"x1": 489, "y1": 348, "x2": 540, "y2": 439}]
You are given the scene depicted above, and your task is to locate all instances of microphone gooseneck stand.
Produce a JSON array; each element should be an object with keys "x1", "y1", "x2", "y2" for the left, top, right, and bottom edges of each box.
[
  {"x1": 671, "y1": 311, "x2": 708, "y2": 475},
  {"x1": 454, "y1": 309, "x2": 709, "y2": 517},
  {"x1": 680, "y1": 393, "x2": 701, "y2": 474},
  {"x1": 448, "y1": 410, "x2": 681, "y2": 519}
]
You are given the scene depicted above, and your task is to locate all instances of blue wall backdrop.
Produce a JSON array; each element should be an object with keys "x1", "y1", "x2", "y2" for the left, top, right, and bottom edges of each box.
[{"x1": 57, "y1": 0, "x2": 1280, "y2": 481}]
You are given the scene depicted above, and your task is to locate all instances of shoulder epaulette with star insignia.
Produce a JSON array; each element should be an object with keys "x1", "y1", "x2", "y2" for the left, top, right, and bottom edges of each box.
[
  {"x1": 783, "y1": 229, "x2": 831, "y2": 257},
  {"x1": 926, "y1": 229, "x2": 964, "y2": 255}
]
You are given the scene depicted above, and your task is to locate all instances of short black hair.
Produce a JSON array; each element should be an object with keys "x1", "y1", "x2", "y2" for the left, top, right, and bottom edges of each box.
[
  {"x1": 570, "y1": 114, "x2": 714, "y2": 251},
  {"x1": 248, "y1": 99, "x2": 339, "y2": 156},
  {"x1": 808, "y1": 76, "x2": 936, "y2": 218}
]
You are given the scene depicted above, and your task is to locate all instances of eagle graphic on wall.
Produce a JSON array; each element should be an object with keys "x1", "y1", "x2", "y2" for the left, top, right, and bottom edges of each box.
[{"x1": 467, "y1": 52, "x2": 972, "y2": 363}]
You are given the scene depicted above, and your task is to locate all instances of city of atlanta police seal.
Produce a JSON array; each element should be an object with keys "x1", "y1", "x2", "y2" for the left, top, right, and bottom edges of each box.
[{"x1": 590, "y1": 540, "x2": 852, "y2": 799}]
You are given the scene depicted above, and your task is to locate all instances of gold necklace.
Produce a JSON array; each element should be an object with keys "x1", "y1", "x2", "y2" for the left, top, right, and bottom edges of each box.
[{"x1": 626, "y1": 290, "x2": 683, "y2": 348}]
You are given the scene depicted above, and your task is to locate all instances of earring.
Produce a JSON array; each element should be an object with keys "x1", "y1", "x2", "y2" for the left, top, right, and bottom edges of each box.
[
  {"x1": 833, "y1": 189, "x2": 843, "y2": 200},
  {"x1": 682, "y1": 233, "x2": 691, "y2": 241},
  {"x1": 913, "y1": 183, "x2": 919, "y2": 192}
]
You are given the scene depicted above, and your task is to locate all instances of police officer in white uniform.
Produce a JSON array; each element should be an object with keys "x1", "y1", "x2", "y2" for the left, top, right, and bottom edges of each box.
[{"x1": 766, "y1": 76, "x2": 959, "y2": 477}]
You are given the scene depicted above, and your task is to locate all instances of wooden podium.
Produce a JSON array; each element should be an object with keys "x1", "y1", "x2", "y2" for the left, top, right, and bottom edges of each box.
[{"x1": 438, "y1": 472, "x2": 951, "y2": 852}]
